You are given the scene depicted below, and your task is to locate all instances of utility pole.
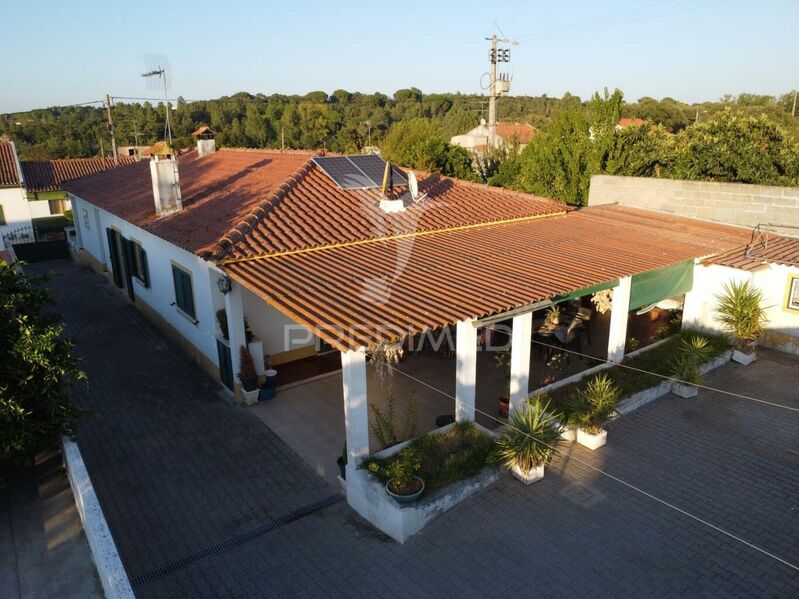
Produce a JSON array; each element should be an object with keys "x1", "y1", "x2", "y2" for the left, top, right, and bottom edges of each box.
[
  {"x1": 105, "y1": 94, "x2": 119, "y2": 166},
  {"x1": 281, "y1": 127, "x2": 285, "y2": 150},
  {"x1": 792, "y1": 90, "x2": 797, "y2": 118},
  {"x1": 485, "y1": 34, "x2": 517, "y2": 147}
]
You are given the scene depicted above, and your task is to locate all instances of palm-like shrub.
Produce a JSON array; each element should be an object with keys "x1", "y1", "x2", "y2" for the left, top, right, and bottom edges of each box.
[
  {"x1": 669, "y1": 335, "x2": 712, "y2": 384},
  {"x1": 715, "y1": 280, "x2": 768, "y2": 351},
  {"x1": 574, "y1": 374, "x2": 620, "y2": 434},
  {"x1": 495, "y1": 398, "x2": 562, "y2": 472}
]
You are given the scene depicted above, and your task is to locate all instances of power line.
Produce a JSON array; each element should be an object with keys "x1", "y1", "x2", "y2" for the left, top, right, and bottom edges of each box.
[
  {"x1": 527, "y1": 337, "x2": 799, "y2": 413},
  {"x1": 363, "y1": 350, "x2": 799, "y2": 574},
  {"x1": 2, "y1": 100, "x2": 104, "y2": 116}
]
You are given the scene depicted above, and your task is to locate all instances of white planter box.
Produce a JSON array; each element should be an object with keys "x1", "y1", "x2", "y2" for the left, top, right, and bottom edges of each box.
[
  {"x1": 577, "y1": 428, "x2": 607, "y2": 450},
  {"x1": 560, "y1": 426, "x2": 578, "y2": 442},
  {"x1": 241, "y1": 388, "x2": 259, "y2": 405},
  {"x1": 732, "y1": 349, "x2": 756, "y2": 366},
  {"x1": 511, "y1": 463, "x2": 545, "y2": 485},
  {"x1": 672, "y1": 382, "x2": 698, "y2": 398},
  {"x1": 248, "y1": 339, "x2": 266, "y2": 376}
]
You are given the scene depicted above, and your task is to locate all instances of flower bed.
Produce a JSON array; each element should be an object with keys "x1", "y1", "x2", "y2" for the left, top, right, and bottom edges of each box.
[
  {"x1": 362, "y1": 421, "x2": 495, "y2": 495},
  {"x1": 546, "y1": 329, "x2": 730, "y2": 409}
]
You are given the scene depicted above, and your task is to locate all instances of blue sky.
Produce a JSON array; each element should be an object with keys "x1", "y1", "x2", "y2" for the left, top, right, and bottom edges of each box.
[{"x1": 1, "y1": 0, "x2": 795, "y2": 113}]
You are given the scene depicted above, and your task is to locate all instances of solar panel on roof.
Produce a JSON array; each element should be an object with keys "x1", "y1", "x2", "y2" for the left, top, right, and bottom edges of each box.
[
  {"x1": 312, "y1": 156, "x2": 373, "y2": 189},
  {"x1": 312, "y1": 155, "x2": 408, "y2": 190},
  {"x1": 348, "y1": 154, "x2": 408, "y2": 187}
]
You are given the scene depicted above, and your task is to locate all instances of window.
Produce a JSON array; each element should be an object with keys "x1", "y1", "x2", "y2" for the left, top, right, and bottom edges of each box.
[
  {"x1": 129, "y1": 241, "x2": 149, "y2": 287},
  {"x1": 48, "y1": 198, "x2": 66, "y2": 215},
  {"x1": 0, "y1": 205, "x2": 5, "y2": 225},
  {"x1": 172, "y1": 264, "x2": 196, "y2": 321},
  {"x1": 788, "y1": 277, "x2": 799, "y2": 311}
]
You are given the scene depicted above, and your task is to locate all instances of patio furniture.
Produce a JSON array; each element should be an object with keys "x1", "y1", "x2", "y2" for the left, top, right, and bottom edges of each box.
[{"x1": 575, "y1": 307, "x2": 593, "y2": 346}]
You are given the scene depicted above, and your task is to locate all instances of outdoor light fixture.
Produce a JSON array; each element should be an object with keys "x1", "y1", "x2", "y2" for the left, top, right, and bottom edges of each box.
[{"x1": 217, "y1": 276, "x2": 232, "y2": 295}]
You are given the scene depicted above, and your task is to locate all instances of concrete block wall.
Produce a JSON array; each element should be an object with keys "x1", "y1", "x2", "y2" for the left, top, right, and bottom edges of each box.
[{"x1": 588, "y1": 175, "x2": 799, "y2": 235}]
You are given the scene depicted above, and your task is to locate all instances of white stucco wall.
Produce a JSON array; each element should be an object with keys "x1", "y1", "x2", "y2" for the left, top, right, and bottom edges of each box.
[
  {"x1": 242, "y1": 286, "x2": 315, "y2": 356},
  {"x1": 70, "y1": 193, "x2": 222, "y2": 366},
  {"x1": 28, "y1": 199, "x2": 52, "y2": 219},
  {"x1": 685, "y1": 261, "x2": 799, "y2": 354},
  {"x1": 0, "y1": 186, "x2": 32, "y2": 246}
]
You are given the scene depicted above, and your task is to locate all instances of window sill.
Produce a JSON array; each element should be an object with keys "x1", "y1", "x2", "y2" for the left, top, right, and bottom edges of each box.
[{"x1": 174, "y1": 306, "x2": 199, "y2": 326}]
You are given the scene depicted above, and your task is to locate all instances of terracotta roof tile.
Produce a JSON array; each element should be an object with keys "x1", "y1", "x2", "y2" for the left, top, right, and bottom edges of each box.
[
  {"x1": 703, "y1": 235, "x2": 799, "y2": 271},
  {"x1": 495, "y1": 122, "x2": 537, "y2": 144},
  {"x1": 617, "y1": 118, "x2": 648, "y2": 128},
  {"x1": 20, "y1": 156, "x2": 137, "y2": 193},
  {"x1": 0, "y1": 142, "x2": 21, "y2": 187},
  {"x1": 223, "y1": 204, "x2": 753, "y2": 351},
  {"x1": 63, "y1": 148, "x2": 566, "y2": 259}
]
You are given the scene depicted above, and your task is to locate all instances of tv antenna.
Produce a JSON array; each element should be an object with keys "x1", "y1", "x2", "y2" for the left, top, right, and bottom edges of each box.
[{"x1": 142, "y1": 54, "x2": 173, "y2": 146}]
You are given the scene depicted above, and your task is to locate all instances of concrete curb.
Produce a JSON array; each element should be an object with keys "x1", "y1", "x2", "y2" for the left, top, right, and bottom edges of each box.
[{"x1": 61, "y1": 437, "x2": 135, "y2": 599}]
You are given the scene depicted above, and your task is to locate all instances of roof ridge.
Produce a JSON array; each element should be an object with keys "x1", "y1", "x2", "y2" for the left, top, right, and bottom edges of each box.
[
  {"x1": 209, "y1": 155, "x2": 320, "y2": 259},
  {"x1": 215, "y1": 147, "x2": 317, "y2": 156}
]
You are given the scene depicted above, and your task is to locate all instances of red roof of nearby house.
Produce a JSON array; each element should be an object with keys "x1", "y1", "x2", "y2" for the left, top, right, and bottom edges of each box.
[
  {"x1": 495, "y1": 122, "x2": 537, "y2": 144},
  {"x1": 616, "y1": 118, "x2": 648, "y2": 128},
  {"x1": 20, "y1": 156, "x2": 137, "y2": 193},
  {"x1": 63, "y1": 148, "x2": 566, "y2": 259},
  {"x1": 703, "y1": 235, "x2": 799, "y2": 271},
  {"x1": 0, "y1": 142, "x2": 21, "y2": 187}
]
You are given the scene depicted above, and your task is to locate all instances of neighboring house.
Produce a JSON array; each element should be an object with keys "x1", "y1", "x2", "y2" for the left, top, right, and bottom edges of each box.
[
  {"x1": 616, "y1": 117, "x2": 648, "y2": 130},
  {"x1": 589, "y1": 174, "x2": 799, "y2": 353},
  {"x1": 20, "y1": 156, "x2": 137, "y2": 218},
  {"x1": 450, "y1": 120, "x2": 537, "y2": 154},
  {"x1": 0, "y1": 140, "x2": 30, "y2": 248}
]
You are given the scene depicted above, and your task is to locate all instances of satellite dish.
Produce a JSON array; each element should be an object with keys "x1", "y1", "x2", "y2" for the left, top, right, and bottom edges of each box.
[{"x1": 408, "y1": 171, "x2": 419, "y2": 200}]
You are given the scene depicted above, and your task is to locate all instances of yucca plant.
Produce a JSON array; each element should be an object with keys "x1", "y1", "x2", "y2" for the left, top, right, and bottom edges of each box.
[
  {"x1": 574, "y1": 374, "x2": 620, "y2": 434},
  {"x1": 495, "y1": 398, "x2": 562, "y2": 474},
  {"x1": 715, "y1": 280, "x2": 768, "y2": 352},
  {"x1": 669, "y1": 335, "x2": 712, "y2": 385}
]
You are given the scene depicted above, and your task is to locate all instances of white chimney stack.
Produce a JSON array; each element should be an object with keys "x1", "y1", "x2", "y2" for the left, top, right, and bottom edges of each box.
[
  {"x1": 192, "y1": 125, "x2": 217, "y2": 157},
  {"x1": 150, "y1": 153, "x2": 182, "y2": 217}
]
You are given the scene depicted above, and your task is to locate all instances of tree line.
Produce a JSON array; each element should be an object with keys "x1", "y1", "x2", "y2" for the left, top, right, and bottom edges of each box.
[{"x1": 2, "y1": 88, "x2": 797, "y2": 206}]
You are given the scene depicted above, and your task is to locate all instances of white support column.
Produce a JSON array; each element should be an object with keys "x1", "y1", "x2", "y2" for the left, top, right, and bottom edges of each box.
[
  {"x1": 607, "y1": 276, "x2": 632, "y2": 363},
  {"x1": 341, "y1": 349, "x2": 369, "y2": 477},
  {"x1": 681, "y1": 260, "x2": 704, "y2": 330},
  {"x1": 455, "y1": 319, "x2": 478, "y2": 422},
  {"x1": 509, "y1": 312, "x2": 533, "y2": 415},
  {"x1": 224, "y1": 281, "x2": 247, "y2": 387}
]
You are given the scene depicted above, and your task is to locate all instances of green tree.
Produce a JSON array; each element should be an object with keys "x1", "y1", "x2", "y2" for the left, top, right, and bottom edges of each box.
[
  {"x1": 380, "y1": 118, "x2": 475, "y2": 179},
  {"x1": 1, "y1": 264, "x2": 88, "y2": 465},
  {"x1": 670, "y1": 108, "x2": 799, "y2": 185}
]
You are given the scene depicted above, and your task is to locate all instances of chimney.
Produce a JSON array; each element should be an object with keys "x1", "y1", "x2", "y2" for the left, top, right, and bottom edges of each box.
[
  {"x1": 149, "y1": 145, "x2": 182, "y2": 217},
  {"x1": 192, "y1": 125, "x2": 217, "y2": 157}
]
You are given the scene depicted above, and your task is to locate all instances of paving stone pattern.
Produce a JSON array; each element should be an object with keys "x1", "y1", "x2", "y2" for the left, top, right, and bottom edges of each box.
[{"x1": 34, "y1": 261, "x2": 799, "y2": 598}]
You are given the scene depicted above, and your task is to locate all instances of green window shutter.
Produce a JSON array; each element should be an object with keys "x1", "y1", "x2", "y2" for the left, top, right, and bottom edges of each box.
[
  {"x1": 629, "y1": 260, "x2": 694, "y2": 311},
  {"x1": 172, "y1": 266, "x2": 184, "y2": 310},
  {"x1": 182, "y1": 271, "x2": 196, "y2": 319},
  {"x1": 139, "y1": 247, "x2": 150, "y2": 288}
]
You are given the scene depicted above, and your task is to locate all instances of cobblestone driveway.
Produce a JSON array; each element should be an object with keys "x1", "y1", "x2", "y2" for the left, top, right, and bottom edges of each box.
[{"x1": 36, "y1": 261, "x2": 799, "y2": 598}]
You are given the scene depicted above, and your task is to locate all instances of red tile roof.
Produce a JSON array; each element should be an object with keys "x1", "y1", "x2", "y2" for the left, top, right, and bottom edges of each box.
[
  {"x1": 223, "y1": 204, "x2": 753, "y2": 351},
  {"x1": 63, "y1": 148, "x2": 566, "y2": 259},
  {"x1": 703, "y1": 235, "x2": 799, "y2": 271},
  {"x1": 64, "y1": 149, "x2": 315, "y2": 256},
  {"x1": 496, "y1": 122, "x2": 537, "y2": 144},
  {"x1": 0, "y1": 142, "x2": 21, "y2": 187},
  {"x1": 21, "y1": 156, "x2": 137, "y2": 193},
  {"x1": 617, "y1": 118, "x2": 647, "y2": 128}
]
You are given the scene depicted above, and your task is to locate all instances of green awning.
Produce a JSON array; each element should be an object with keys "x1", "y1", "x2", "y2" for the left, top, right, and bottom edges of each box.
[
  {"x1": 629, "y1": 260, "x2": 694, "y2": 311},
  {"x1": 553, "y1": 279, "x2": 619, "y2": 304}
]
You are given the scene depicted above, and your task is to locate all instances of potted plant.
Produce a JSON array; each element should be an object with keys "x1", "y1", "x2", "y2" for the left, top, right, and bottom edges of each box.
[
  {"x1": 544, "y1": 305, "x2": 561, "y2": 326},
  {"x1": 556, "y1": 395, "x2": 581, "y2": 442},
  {"x1": 495, "y1": 397, "x2": 562, "y2": 484},
  {"x1": 494, "y1": 350, "x2": 511, "y2": 417},
  {"x1": 237, "y1": 345, "x2": 259, "y2": 405},
  {"x1": 574, "y1": 374, "x2": 619, "y2": 450},
  {"x1": 383, "y1": 449, "x2": 424, "y2": 504},
  {"x1": 715, "y1": 280, "x2": 768, "y2": 365},
  {"x1": 669, "y1": 335, "x2": 712, "y2": 398}
]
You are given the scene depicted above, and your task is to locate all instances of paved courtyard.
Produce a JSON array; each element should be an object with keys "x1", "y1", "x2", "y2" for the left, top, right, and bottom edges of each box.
[{"x1": 34, "y1": 260, "x2": 799, "y2": 598}]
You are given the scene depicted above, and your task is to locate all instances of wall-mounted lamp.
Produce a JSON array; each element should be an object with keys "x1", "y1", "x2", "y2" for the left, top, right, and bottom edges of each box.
[{"x1": 217, "y1": 276, "x2": 232, "y2": 295}]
